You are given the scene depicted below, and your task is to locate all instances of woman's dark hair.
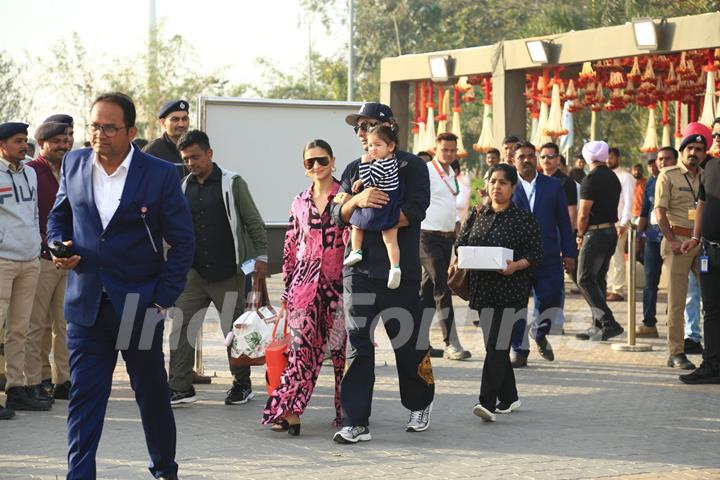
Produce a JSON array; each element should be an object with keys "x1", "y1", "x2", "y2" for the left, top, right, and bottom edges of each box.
[
  {"x1": 303, "y1": 139, "x2": 333, "y2": 158},
  {"x1": 93, "y1": 92, "x2": 136, "y2": 128},
  {"x1": 367, "y1": 125, "x2": 398, "y2": 151},
  {"x1": 486, "y1": 163, "x2": 518, "y2": 186}
]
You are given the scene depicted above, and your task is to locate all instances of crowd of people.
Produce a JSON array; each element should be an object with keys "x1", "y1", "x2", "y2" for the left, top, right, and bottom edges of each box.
[{"x1": 0, "y1": 93, "x2": 719, "y2": 479}]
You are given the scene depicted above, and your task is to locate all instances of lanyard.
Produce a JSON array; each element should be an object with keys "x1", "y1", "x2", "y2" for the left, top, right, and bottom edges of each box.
[
  {"x1": 431, "y1": 160, "x2": 459, "y2": 196},
  {"x1": 682, "y1": 173, "x2": 699, "y2": 203}
]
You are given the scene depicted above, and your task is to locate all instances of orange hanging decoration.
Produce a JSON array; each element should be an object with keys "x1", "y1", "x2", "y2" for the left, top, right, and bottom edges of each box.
[{"x1": 627, "y1": 57, "x2": 642, "y2": 82}]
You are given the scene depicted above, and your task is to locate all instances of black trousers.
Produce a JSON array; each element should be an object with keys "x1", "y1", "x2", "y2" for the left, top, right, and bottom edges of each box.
[
  {"x1": 341, "y1": 274, "x2": 435, "y2": 427},
  {"x1": 700, "y1": 242, "x2": 720, "y2": 371},
  {"x1": 478, "y1": 308, "x2": 518, "y2": 412},
  {"x1": 419, "y1": 231, "x2": 458, "y2": 346},
  {"x1": 577, "y1": 227, "x2": 618, "y2": 327}
]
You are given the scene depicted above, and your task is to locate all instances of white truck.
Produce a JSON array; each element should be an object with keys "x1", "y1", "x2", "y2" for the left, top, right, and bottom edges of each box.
[{"x1": 197, "y1": 97, "x2": 363, "y2": 274}]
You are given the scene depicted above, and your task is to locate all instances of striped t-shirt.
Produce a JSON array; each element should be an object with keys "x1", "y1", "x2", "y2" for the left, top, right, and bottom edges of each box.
[{"x1": 358, "y1": 156, "x2": 399, "y2": 192}]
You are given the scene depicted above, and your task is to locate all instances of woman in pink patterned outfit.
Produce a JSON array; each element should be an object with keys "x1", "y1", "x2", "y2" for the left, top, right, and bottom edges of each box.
[{"x1": 262, "y1": 139, "x2": 347, "y2": 435}]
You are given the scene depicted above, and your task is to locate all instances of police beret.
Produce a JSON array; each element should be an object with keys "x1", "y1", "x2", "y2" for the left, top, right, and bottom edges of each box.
[
  {"x1": 679, "y1": 122, "x2": 712, "y2": 152},
  {"x1": 158, "y1": 100, "x2": 189, "y2": 119},
  {"x1": 35, "y1": 122, "x2": 69, "y2": 141},
  {"x1": 0, "y1": 122, "x2": 29, "y2": 141},
  {"x1": 43, "y1": 114, "x2": 74, "y2": 127}
]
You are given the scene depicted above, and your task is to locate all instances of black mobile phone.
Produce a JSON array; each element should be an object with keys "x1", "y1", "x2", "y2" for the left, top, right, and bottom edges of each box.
[{"x1": 48, "y1": 241, "x2": 73, "y2": 259}]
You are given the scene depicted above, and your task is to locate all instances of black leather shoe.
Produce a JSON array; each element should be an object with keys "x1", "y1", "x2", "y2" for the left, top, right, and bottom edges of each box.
[
  {"x1": 667, "y1": 354, "x2": 696, "y2": 370},
  {"x1": 684, "y1": 338, "x2": 704, "y2": 355},
  {"x1": 5, "y1": 386, "x2": 52, "y2": 411},
  {"x1": 510, "y1": 355, "x2": 528, "y2": 368},
  {"x1": 30, "y1": 384, "x2": 54, "y2": 404},
  {"x1": 601, "y1": 322, "x2": 624, "y2": 341},
  {"x1": 428, "y1": 346, "x2": 444, "y2": 358},
  {"x1": 0, "y1": 404, "x2": 14, "y2": 420},
  {"x1": 53, "y1": 381, "x2": 71, "y2": 400},
  {"x1": 535, "y1": 337, "x2": 555, "y2": 361},
  {"x1": 159, "y1": 475, "x2": 178, "y2": 480},
  {"x1": 679, "y1": 364, "x2": 720, "y2": 384}
]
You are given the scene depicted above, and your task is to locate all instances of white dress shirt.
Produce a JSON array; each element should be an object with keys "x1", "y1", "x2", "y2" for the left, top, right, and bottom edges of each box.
[
  {"x1": 519, "y1": 172, "x2": 538, "y2": 212},
  {"x1": 613, "y1": 167, "x2": 635, "y2": 226},
  {"x1": 92, "y1": 145, "x2": 134, "y2": 229},
  {"x1": 421, "y1": 159, "x2": 458, "y2": 232}
]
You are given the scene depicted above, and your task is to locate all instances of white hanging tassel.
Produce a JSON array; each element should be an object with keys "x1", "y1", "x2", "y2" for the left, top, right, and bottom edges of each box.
[
  {"x1": 662, "y1": 123, "x2": 672, "y2": 148},
  {"x1": 451, "y1": 107, "x2": 468, "y2": 158},
  {"x1": 424, "y1": 104, "x2": 437, "y2": 153},
  {"x1": 700, "y1": 70, "x2": 716, "y2": 127},
  {"x1": 472, "y1": 103, "x2": 495, "y2": 154},
  {"x1": 437, "y1": 89, "x2": 451, "y2": 135},
  {"x1": 640, "y1": 106, "x2": 659, "y2": 153},
  {"x1": 544, "y1": 82, "x2": 568, "y2": 138}
]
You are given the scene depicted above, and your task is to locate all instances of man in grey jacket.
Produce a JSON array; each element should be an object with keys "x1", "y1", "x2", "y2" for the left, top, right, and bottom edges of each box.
[
  {"x1": 168, "y1": 130, "x2": 268, "y2": 406},
  {"x1": 0, "y1": 122, "x2": 51, "y2": 417}
]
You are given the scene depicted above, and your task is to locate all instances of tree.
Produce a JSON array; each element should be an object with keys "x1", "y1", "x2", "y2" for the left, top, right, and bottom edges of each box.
[{"x1": 0, "y1": 52, "x2": 31, "y2": 122}]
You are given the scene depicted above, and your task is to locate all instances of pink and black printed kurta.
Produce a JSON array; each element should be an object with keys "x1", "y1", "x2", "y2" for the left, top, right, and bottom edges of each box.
[{"x1": 262, "y1": 180, "x2": 347, "y2": 426}]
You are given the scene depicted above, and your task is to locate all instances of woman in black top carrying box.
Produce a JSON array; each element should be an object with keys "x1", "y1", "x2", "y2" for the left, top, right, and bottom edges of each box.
[{"x1": 455, "y1": 163, "x2": 543, "y2": 422}]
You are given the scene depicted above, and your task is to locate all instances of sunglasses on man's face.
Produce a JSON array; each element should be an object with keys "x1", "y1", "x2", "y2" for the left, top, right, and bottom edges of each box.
[
  {"x1": 353, "y1": 122, "x2": 379, "y2": 134},
  {"x1": 303, "y1": 156, "x2": 331, "y2": 169},
  {"x1": 539, "y1": 154, "x2": 557, "y2": 160},
  {"x1": 712, "y1": 132, "x2": 720, "y2": 139}
]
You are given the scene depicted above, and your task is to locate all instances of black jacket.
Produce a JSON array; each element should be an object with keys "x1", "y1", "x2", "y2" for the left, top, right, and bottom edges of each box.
[{"x1": 143, "y1": 133, "x2": 188, "y2": 179}]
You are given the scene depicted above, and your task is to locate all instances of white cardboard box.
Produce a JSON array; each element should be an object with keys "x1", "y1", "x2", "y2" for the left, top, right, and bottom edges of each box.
[{"x1": 457, "y1": 246, "x2": 514, "y2": 270}]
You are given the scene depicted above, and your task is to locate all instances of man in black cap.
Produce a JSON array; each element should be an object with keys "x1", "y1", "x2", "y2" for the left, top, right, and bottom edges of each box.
[
  {"x1": 331, "y1": 102, "x2": 434, "y2": 443},
  {"x1": 26, "y1": 122, "x2": 72, "y2": 401},
  {"x1": 43, "y1": 114, "x2": 74, "y2": 149},
  {"x1": 143, "y1": 100, "x2": 190, "y2": 179},
  {"x1": 0, "y1": 122, "x2": 50, "y2": 417}
]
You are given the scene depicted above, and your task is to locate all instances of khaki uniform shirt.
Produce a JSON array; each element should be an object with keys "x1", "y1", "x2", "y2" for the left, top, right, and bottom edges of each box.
[{"x1": 654, "y1": 162, "x2": 702, "y2": 230}]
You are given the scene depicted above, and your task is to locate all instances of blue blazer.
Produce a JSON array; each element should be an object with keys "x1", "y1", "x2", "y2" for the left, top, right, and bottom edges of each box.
[
  {"x1": 48, "y1": 147, "x2": 194, "y2": 327},
  {"x1": 513, "y1": 173, "x2": 575, "y2": 265}
]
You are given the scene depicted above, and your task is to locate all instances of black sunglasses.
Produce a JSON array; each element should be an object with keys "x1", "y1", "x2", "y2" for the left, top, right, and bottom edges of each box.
[
  {"x1": 712, "y1": 133, "x2": 720, "y2": 138},
  {"x1": 539, "y1": 154, "x2": 557, "y2": 159},
  {"x1": 353, "y1": 122, "x2": 379, "y2": 134},
  {"x1": 303, "y1": 156, "x2": 331, "y2": 169}
]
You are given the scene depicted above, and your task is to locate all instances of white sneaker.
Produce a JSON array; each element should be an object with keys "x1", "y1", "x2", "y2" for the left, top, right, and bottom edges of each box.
[
  {"x1": 496, "y1": 399, "x2": 521, "y2": 414},
  {"x1": 387, "y1": 266, "x2": 402, "y2": 289},
  {"x1": 472, "y1": 403, "x2": 496, "y2": 422},
  {"x1": 405, "y1": 402, "x2": 432, "y2": 432},
  {"x1": 444, "y1": 344, "x2": 472, "y2": 360},
  {"x1": 333, "y1": 425, "x2": 372, "y2": 444},
  {"x1": 344, "y1": 250, "x2": 363, "y2": 266}
]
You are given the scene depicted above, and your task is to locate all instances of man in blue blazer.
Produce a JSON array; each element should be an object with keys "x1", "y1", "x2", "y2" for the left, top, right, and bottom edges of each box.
[
  {"x1": 48, "y1": 93, "x2": 194, "y2": 480},
  {"x1": 510, "y1": 141, "x2": 575, "y2": 366}
]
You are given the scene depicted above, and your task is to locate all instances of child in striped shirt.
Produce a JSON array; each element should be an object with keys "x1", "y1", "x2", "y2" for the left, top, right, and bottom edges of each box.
[{"x1": 344, "y1": 125, "x2": 403, "y2": 289}]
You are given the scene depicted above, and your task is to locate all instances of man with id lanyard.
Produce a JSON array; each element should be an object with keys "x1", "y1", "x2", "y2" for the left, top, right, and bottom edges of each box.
[
  {"x1": 420, "y1": 133, "x2": 471, "y2": 360},
  {"x1": 680, "y1": 125, "x2": 720, "y2": 384},
  {"x1": 654, "y1": 123, "x2": 707, "y2": 370}
]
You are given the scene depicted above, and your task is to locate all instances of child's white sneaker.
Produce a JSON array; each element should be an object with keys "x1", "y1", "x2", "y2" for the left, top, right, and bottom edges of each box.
[
  {"x1": 344, "y1": 250, "x2": 363, "y2": 267},
  {"x1": 387, "y1": 266, "x2": 402, "y2": 289}
]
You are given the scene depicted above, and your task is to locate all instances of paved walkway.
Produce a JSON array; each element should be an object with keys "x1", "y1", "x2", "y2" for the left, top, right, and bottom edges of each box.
[{"x1": 1, "y1": 278, "x2": 719, "y2": 479}]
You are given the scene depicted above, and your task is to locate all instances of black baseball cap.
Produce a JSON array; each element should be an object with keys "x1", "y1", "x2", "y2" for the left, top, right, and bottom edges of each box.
[{"x1": 345, "y1": 102, "x2": 394, "y2": 127}]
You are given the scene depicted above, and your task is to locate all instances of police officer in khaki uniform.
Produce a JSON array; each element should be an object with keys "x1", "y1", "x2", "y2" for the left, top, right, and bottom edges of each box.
[{"x1": 654, "y1": 125, "x2": 707, "y2": 370}]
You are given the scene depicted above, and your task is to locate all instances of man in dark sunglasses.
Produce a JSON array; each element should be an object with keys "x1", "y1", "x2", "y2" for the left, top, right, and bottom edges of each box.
[{"x1": 330, "y1": 102, "x2": 434, "y2": 444}]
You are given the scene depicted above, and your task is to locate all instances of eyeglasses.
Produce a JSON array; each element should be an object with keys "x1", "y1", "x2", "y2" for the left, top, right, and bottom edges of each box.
[
  {"x1": 353, "y1": 122, "x2": 379, "y2": 134},
  {"x1": 539, "y1": 154, "x2": 557, "y2": 159},
  {"x1": 303, "y1": 156, "x2": 331, "y2": 169},
  {"x1": 712, "y1": 133, "x2": 720, "y2": 138},
  {"x1": 87, "y1": 124, "x2": 128, "y2": 138}
]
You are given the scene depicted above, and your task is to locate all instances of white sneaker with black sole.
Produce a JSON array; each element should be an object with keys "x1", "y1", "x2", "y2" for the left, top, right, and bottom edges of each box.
[
  {"x1": 406, "y1": 402, "x2": 432, "y2": 432},
  {"x1": 472, "y1": 403, "x2": 496, "y2": 422},
  {"x1": 170, "y1": 387, "x2": 197, "y2": 406},
  {"x1": 333, "y1": 425, "x2": 372, "y2": 444},
  {"x1": 495, "y1": 399, "x2": 521, "y2": 414}
]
